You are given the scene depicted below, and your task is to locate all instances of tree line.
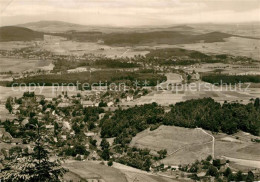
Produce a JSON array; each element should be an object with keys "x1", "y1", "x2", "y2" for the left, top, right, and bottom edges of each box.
[{"x1": 100, "y1": 98, "x2": 260, "y2": 147}]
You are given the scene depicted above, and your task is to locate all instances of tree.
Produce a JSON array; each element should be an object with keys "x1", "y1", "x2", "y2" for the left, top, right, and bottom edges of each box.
[
  {"x1": 88, "y1": 121, "x2": 95, "y2": 130},
  {"x1": 246, "y1": 171, "x2": 254, "y2": 182},
  {"x1": 213, "y1": 159, "x2": 221, "y2": 169},
  {"x1": 207, "y1": 166, "x2": 219, "y2": 177},
  {"x1": 100, "y1": 139, "x2": 110, "y2": 150},
  {"x1": 99, "y1": 101, "x2": 107, "y2": 107},
  {"x1": 254, "y1": 98, "x2": 260, "y2": 109},
  {"x1": 228, "y1": 173, "x2": 235, "y2": 182},
  {"x1": 107, "y1": 160, "x2": 113, "y2": 166},
  {"x1": 5, "y1": 97, "x2": 13, "y2": 113},
  {"x1": 101, "y1": 148, "x2": 110, "y2": 160},
  {"x1": 89, "y1": 138, "x2": 97, "y2": 147},
  {"x1": 187, "y1": 74, "x2": 192, "y2": 82},
  {"x1": 189, "y1": 163, "x2": 198, "y2": 173},
  {"x1": 223, "y1": 167, "x2": 232, "y2": 177},
  {"x1": 2, "y1": 123, "x2": 65, "y2": 182},
  {"x1": 157, "y1": 149, "x2": 167, "y2": 159},
  {"x1": 206, "y1": 155, "x2": 212, "y2": 161},
  {"x1": 235, "y1": 171, "x2": 244, "y2": 182}
]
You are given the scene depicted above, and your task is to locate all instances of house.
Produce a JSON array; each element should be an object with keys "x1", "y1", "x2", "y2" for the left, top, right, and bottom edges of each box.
[
  {"x1": 91, "y1": 85, "x2": 108, "y2": 91},
  {"x1": 45, "y1": 108, "x2": 51, "y2": 113},
  {"x1": 126, "y1": 95, "x2": 134, "y2": 101},
  {"x1": 191, "y1": 73, "x2": 200, "y2": 80},
  {"x1": 63, "y1": 121, "x2": 71, "y2": 130},
  {"x1": 35, "y1": 95, "x2": 45, "y2": 102},
  {"x1": 13, "y1": 120, "x2": 19, "y2": 126},
  {"x1": 99, "y1": 113, "x2": 106, "y2": 120},
  {"x1": 61, "y1": 135, "x2": 67, "y2": 140},
  {"x1": 0, "y1": 129, "x2": 12, "y2": 143},
  {"x1": 11, "y1": 138, "x2": 22, "y2": 145},
  {"x1": 46, "y1": 125, "x2": 54, "y2": 133},
  {"x1": 0, "y1": 127, "x2": 6, "y2": 138},
  {"x1": 84, "y1": 132, "x2": 95, "y2": 137},
  {"x1": 57, "y1": 102, "x2": 72, "y2": 108},
  {"x1": 37, "y1": 104, "x2": 43, "y2": 110},
  {"x1": 67, "y1": 67, "x2": 88, "y2": 73},
  {"x1": 13, "y1": 104, "x2": 20, "y2": 113},
  {"x1": 70, "y1": 131, "x2": 75, "y2": 136},
  {"x1": 107, "y1": 101, "x2": 114, "y2": 107},
  {"x1": 45, "y1": 97, "x2": 53, "y2": 102},
  {"x1": 81, "y1": 100, "x2": 94, "y2": 107}
]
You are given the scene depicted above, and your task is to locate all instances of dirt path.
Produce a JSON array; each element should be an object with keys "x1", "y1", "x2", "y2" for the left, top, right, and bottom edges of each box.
[
  {"x1": 223, "y1": 156, "x2": 260, "y2": 169},
  {"x1": 196, "y1": 128, "x2": 215, "y2": 158}
]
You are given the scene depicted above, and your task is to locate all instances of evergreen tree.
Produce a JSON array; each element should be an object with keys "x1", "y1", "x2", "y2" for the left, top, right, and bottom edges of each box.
[{"x1": 2, "y1": 123, "x2": 65, "y2": 182}]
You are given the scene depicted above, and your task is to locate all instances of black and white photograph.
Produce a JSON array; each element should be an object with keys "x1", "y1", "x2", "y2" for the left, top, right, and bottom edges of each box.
[{"x1": 0, "y1": 0, "x2": 260, "y2": 181}]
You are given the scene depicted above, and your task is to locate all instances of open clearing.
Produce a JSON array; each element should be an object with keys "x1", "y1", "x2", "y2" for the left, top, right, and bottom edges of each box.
[
  {"x1": 130, "y1": 125, "x2": 260, "y2": 167},
  {"x1": 130, "y1": 125, "x2": 212, "y2": 165}
]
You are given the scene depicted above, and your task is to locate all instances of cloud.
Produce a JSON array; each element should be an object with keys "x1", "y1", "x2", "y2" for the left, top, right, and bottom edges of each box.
[{"x1": 0, "y1": 0, "x2": 259, "y2": 26}]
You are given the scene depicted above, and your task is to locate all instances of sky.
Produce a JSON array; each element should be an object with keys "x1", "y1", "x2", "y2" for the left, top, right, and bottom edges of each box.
[{"x1": 0, "y1": 0, "x2": 260, "y2": 26}]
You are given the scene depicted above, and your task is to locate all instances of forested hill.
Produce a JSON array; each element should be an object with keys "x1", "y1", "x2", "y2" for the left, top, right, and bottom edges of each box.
[
  {"x1": 100, "y1": 98, "x2": 260, "y2": 146},
  {"x1": 0, "y1": 26, "x2": 43, "y2": 42},
  {"x1": 62, "y1": 30, "x2": 232, "y2": 45}
]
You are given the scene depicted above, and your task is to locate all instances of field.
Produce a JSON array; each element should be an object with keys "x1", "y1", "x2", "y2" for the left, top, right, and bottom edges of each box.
[
  {"x1": 130, "y1": 125, "x2": 213, "y2": 165},
  {"x1": 129, "y1": 125, "x2": 260, "y2": 169},
  {"x1": 0, "y1": 57, "x2": 52, "y2": 73},
  {"x1": 63, "y1": 161, "x2": 127, "y2": 182},
  {"x1": 178, "y1": 37, "x2": 260, "y2": 61},
  {"x1": 0, "y1": 41, "x2": 33, "y2": 50},
  {"x1": 121, "y1": 80, "x2": 260, "y2": 106},
  {"x1": 41, "y1": 39, "x2": 149, "y2": 57},
  {"x1": 63, "y1": 160, "x2": 180, "y2": 182},
  {"x1": 0, "y1": 86, "x2": 92, "y2": 102},
  {"x1": 191, "y1": 23, "x2": 260, "y2": 38},
  {"x1": 0, "y1": 104, "x2": 15, "y2": 121}
]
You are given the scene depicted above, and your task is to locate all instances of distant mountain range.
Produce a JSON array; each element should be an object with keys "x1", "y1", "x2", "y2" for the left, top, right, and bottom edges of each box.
[
  {"x1": 16, "y1": 21, "x2": 89, "y2": 33},
  {"x1": 16, "y1": 20, "x2": 195, "y2": 33},
  {"x1": 0, "y1": 21, "x2": 258, "y2": 44}
]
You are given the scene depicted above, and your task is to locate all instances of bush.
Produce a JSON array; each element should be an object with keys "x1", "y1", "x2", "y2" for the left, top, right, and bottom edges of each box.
[
  {"x1": 207, "y1": 166, "x2": 219, "y2": 177},
  {"x1": 108, "y1": 160, "x2": 113, "y2": 166}
]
